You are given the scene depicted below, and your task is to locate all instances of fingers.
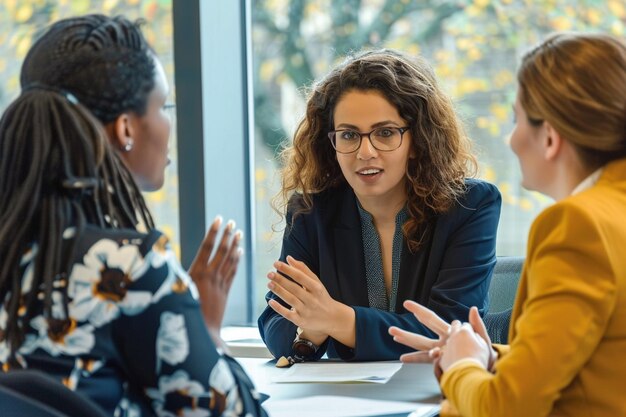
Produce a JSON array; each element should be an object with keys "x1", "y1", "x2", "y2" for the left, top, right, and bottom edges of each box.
[
  {"x1": 433, "y1": 355, "x2": 444, "y2": 382},
  {"x1": 468, "y1": 306, "x2": 497, "y2": 369},
  {"x1": 267, "y1": 271, "x2": 306, "y2": 311},
  {"x1": 448, "y1": 320, "x2": 463, "y2": 336},
  {"x1": 273, "y1": 256, "x2": 319, "y2": 289},
  {"x1": 220, "y1": 246, "x2": 243, "y2": 291},
  {"x1": 403, "y1": 300, "x2": 451, "y2": 337},
  {"x1": 268, "y1": 269, "x2": 309, "y2": 300},
  {"x1": 399, "y1": 351, "x2": 433, "y2": 363},
  {"x1": 268, "y1": 298, "x2": 299, "y2": 324},
  {"x1": 428, "y1": 346, "x2": 443, "y2": 361},
  {"x1": 192, "y1": 216, "x2": 222, "y2": 266},
  {"x1": 218, "y1": 231, "x2": 243, "y2": 286},
  {"x1": 469, "y1": 306, "x2": 492, "y2": 345},
  {"x1": 389, "y1": 326, "x2": 440, "y2": 351},
  {"x1": 266, "y1": 257, "x2": 324, "y2": 317},
  {"x1": 209, "y1": 219, "x2": 237, "y2": 269},
  {"x1": 285, "y1": 256, "x2": 317, "y2": 277}
]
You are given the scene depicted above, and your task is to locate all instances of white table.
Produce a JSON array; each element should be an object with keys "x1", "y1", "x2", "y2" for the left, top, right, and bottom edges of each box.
[{"x1": 238, "y1": 358, "x2": 442, "y2": 404}]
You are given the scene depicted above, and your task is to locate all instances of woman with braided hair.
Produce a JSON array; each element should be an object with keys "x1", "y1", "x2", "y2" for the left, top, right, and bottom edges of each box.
[
  {"x1": 0, "y1": 14, "x2": 267, "y2": 417},
  {"x1": 21, "y1": 13, "x2": 173, "y2": 192}
]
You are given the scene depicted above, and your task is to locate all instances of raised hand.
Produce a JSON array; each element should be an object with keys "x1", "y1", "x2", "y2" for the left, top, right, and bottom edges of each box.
[
  {"x1": 467, "y1": 306, "x2": 497, "y2": 370},
  {"x1": 388, "y1": 300, "x2": 451, "y2": 363},
  {"x1": 389, "y1": 303, "x2": 498, "y2": 373},
  {"x1": 439, "y1": 320, "x2": 491, "y2": 372},
  {"x1": 188, "y1": 216, "x2": 242, "y2": 340},
  {"x1": 267, "y1": 255, "x2": 355, "y2": 347}
]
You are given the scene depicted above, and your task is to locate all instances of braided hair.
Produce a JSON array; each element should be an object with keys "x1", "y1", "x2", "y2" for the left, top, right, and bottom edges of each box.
[
  {"x1": 20, "y1": 14, "x2": 155, "y2": 124},
  {"x1": 0, "y1": 88, "x2": 154, "y2": 365}
]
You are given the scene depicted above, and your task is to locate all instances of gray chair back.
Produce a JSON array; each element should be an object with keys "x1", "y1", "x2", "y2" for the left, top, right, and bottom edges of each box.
[
  {"x1": 484, "y1": 256, "x2": 524, "y2": 344},
  {"x1": 488, "y1": 256, "x2": 524, "y2": 313}
]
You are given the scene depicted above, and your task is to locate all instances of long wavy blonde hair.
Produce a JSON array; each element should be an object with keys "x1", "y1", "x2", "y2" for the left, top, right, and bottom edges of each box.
[{"x1": 276, "y1": 49, "x2": 477, "y2": 252}]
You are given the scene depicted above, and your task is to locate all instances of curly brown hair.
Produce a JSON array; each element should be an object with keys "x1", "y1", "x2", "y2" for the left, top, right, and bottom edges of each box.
[{"x1": 276, "y1": 49, "x2": 477, "y2": 252}]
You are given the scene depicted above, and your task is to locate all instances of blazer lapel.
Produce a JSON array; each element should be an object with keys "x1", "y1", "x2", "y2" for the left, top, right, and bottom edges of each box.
[
  {"x1": 333, "y1": 189, "x2": 369, "y2": 307},
  {"x1": 394, "y1": 222, "x2": 432, "y2": 312}
]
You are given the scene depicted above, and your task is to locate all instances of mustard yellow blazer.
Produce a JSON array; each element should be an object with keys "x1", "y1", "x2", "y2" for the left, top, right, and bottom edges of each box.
[{"x1": 441, "y1": 158, "x2": 626, "y2": 417}]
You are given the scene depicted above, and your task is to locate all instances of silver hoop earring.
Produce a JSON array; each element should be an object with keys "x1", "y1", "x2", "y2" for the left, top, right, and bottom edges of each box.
[{"x1": 124, "y1": 139, "x2": 134, "y2": 152}]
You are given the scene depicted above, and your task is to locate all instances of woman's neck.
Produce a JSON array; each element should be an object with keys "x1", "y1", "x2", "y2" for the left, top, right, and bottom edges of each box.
[
  {"x1": 357, "y1": 194, "x2": 406, "y2": 226},
  {"x1": 548, "y1": 144, "x2": 598, "y2": 201}
]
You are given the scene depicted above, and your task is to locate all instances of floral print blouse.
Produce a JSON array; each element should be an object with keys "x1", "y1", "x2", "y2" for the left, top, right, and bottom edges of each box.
[{"x1": 0, "y1": 226, "x2": 267, "y2": 417}]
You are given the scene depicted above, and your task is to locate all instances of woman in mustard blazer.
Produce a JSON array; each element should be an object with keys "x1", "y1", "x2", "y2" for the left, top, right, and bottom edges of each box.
[{"x1": 391, "y1": 32, "x2": 626, "y2": 416}]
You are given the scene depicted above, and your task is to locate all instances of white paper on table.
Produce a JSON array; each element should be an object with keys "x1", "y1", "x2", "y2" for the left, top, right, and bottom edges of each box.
[
  {"x1": 271, "y1": 362, "x2": 402, "y2": 384},
  {"x1": 263, "y1": 395, "x2": 439, "y2": 417}
]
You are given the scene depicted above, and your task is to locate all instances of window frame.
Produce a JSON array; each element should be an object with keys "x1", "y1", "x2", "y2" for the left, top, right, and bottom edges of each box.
[{"x1": 173, "y1": 0, "x2": 255, "y2": 325}]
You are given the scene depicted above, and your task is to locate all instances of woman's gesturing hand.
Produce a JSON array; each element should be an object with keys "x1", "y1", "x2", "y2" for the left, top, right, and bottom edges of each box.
[
  {"x1": 189, "y1": 216, "x2": 242, "y2": 341},
  {"x1": 439, "y1": 319, "x2": 492, "y2": 372},
  {"x1": 389, "y1": 302, "x2": 498, "y2": 376},
  {"x1": 267, "y1": 255, "x2": 354, "y2": 345},
  {"x1": 389, "y1": 300, "x2": 451, "y2": 363},
  {"x1": 437, "y1": 306, "x2": 498, "y2": 372}
]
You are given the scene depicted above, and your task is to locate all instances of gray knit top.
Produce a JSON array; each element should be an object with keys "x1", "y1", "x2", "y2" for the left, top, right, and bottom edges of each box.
[{"x1": 356, "y1": 203, "x2": 408, "y2": 312}]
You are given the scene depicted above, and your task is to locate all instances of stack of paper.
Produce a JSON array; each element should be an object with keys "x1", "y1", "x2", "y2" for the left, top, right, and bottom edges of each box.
[{"x1": 271, "y1": 362, "x2": 402, "y2": 384}]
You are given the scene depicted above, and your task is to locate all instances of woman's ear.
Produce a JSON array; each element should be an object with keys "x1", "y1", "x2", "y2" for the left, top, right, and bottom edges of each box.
[
  {"x1": 543, "y1": 121, "x2": 563, "y2": 162},
  {"x1": 105, "y1": 113, "x2": 135, "y2": 152}
]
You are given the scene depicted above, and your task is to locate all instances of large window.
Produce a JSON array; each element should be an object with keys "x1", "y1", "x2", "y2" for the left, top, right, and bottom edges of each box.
[
  {"x1": 0, "y1": 0, "x2": 180, "y2": 254},
  {"x1": 250, "y1": 0, "x2": 626, "y2": 316},
  {"x1": 4, "y1": 1, "x2": 626, "y2": 325}
]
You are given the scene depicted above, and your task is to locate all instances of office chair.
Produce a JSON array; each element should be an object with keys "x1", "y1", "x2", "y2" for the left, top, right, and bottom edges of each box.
[
  {"x1": 484, "y1": 256, "x2": 524, "y2": 344},
  {"x1": 0, "y1": 370, "x2": 109, "y2": 417}
]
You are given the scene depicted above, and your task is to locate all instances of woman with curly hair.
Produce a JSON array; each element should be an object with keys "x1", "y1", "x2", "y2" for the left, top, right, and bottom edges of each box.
[{"x1": 258, "y1": 49, "x2": 501, "y2": 361}]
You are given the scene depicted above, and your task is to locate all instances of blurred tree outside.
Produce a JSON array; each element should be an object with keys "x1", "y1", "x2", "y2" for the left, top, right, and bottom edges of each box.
[
  {"x1": 0, "y1": 0, "x2": 180, "y2": 255},
  {"x1": 250, "y1": 0, "x2": 626, "y2": 313},
  {"x1": 2, "y1": 0, "x2": 625, "y2": 316}
]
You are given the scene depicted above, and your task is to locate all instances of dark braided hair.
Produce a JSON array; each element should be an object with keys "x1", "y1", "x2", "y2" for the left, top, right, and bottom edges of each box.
[
  {"x1": 20, "y1": 14, "x2": 155, "y2": 124},
  {"x1": 0, "y1": 88, "x2": 154, "y2": 365}
]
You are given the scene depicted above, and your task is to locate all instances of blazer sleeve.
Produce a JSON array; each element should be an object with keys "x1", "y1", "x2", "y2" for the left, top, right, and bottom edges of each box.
[
  {"x1": 257, "y1": 201, "x2": 329, "y2": 360},
  {"x1": 334, "y1": 181, "x2": 501, "y2": 361},
  {"x1": 439, "y1": 202, "x2": 617, "y2": 417}
]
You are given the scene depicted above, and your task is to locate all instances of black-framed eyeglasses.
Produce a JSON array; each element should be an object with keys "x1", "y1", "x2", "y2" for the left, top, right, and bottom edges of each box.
[{"x1": 327, "y1": 126, "x2": 410, "y2": 154}]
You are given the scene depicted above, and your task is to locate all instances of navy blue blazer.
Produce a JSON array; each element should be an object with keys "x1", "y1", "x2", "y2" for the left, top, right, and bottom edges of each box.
[{"x1": 258, "y1": 179, "x2": 501, "y2": 361}]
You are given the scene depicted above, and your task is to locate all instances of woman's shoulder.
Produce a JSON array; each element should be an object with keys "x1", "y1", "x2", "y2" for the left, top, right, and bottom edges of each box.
[
  {"x1": 462, "y1": 178, "x2": 501, "y2": 203},
  {"x1": 430, "y1": 179, "x2": 500, "y2": 229},
  {"x1": 66, "y1": 225, "x2": 196, "y2": 327},
  {"x1": 74, "y1": 225, "x2": 163, "y2": 256},
  {"x1": 531, "y1": 184, "x2": 622, "y2": 236},
  {"x1": 443, "y1": 178, "x2": 502, "y2": 217},
  {"x1": 69, "y1": 225, "x2": 189, "y2": 295}
]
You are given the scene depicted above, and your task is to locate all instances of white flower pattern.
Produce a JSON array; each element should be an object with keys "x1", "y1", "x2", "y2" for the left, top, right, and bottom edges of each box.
[
  {"x1": 156, "y1": 312, "x2": 189, "y2": 373},
  {"x1": 0, "y1": 308, "x2": 9, "y2": 364},
  {"x1": 0, "y1": 230, "x2": 263, "y2": 417},
  {"x1": 68, "y1": 239, "x2": 152, "y2": 327},
  {"x1": 19, "y1": 316, "x2": 95, "y2": 357},
  {"x1": 147, "y1": 241, "x2": 199, "y2": 304},
  {"x1": 209, "y1": 358, "x2": 244, "y2": 417},
  {"x1": 145, "y1": 370, "x2": 209, "y2": 417}
]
